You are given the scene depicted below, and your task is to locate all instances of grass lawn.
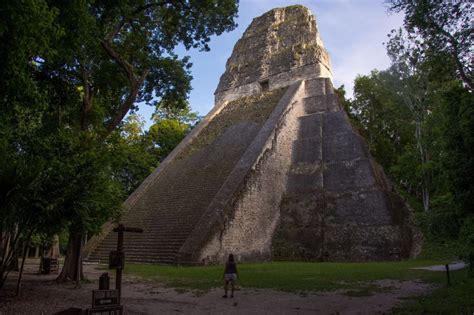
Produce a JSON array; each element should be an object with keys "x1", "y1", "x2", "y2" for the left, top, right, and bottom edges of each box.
[
  {"x1": 123, "y1": 259, "x2": 453, "y2": 292},
  {"x1": 122, "y1": 260, "x2": 473, "y2": 311},
  {"x1": 393, "y1": 269, "x2": 474, "y2": 314}
]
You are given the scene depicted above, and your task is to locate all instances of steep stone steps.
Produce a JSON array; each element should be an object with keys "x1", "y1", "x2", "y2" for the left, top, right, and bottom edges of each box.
[{"x1": 88, "y1": 88, "x2": 286, "y2": 264}]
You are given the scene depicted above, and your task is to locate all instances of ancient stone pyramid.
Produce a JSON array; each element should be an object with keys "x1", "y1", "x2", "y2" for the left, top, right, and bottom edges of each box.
[{"x1": 86, "y1": 5, "x2": 413, "y2": 264}]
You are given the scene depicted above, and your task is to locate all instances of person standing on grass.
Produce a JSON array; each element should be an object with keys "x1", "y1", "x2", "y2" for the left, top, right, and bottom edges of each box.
[{"x1": 223, "y1": 254, "x2": 238, "y2": 298}]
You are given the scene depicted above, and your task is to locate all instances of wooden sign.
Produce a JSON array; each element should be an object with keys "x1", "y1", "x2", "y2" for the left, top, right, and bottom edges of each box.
[
  {"x1": 109, "y1": 251, "x2": 125, "y2": 269},
  {"x1": 87, "y1": 305, "x2": 123, "y2": 315},
  {"x1": 92, "y1": 289, "x2": 119, "y2": 308}
]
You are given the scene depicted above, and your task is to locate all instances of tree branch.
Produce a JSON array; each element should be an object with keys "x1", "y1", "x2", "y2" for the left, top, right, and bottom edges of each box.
[
  {"x1": 104, "y1": 68, "x2": 150, "y2": 136},
  {"x1": 426, "y1": 18, "x2": 474, "y2": 90},
  {"x1": 100, "y1": 41, "x2": 136, "y2": 83},
  {"x1": 104, "y1": 1, "x2": 172, "y2": 43},
  {"x1": 80, "y1": 62, "x2": 94, "y2": 130},
  {"x1": 100, "y1": 39, "x2": 150, "y2": 137},
  {"x1": 100, "y1": 1, "x2": 176, "y2": 137}
]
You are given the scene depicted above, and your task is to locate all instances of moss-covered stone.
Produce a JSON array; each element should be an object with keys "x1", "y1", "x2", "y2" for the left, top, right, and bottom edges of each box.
[{"x1": 179, "y1": 87, "x2": 287, "y2": 158}]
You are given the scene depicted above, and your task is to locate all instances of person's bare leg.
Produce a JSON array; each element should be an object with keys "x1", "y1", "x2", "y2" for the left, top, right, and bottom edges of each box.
[
  {"x1": 230, "y1": 280, "x2": 235, "y2": 298},
  {"x1": 223, "y1": 280, "x2": 228, "y2": 297}
]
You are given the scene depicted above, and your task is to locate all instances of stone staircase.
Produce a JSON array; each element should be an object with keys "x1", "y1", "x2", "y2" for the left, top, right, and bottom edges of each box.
[
  {"x1": 87, "y1": 78, "x2": 411, "y2": 264},
  {"x1": 87, "y1": 89, "x2": 286, "y2": 264}
]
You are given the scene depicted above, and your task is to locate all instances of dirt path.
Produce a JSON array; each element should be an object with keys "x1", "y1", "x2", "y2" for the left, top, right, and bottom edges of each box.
[
  {"x1": 412, "y1": 261, "x2": 468, "y2": 272},
  {"x1": 0, "y1": 263, "x2": 435, "y2": 314}
]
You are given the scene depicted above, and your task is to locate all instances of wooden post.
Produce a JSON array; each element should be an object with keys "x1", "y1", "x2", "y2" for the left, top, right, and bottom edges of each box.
[
  {"x1": 445, "y1": 264, "x2": 450, "y2": 286},
  {"x1": 112, "y1": 224, "x2": 143, "y2": 305},
  {"x1": 115, "y1": 224, "x2": 124, "y2": 302}
]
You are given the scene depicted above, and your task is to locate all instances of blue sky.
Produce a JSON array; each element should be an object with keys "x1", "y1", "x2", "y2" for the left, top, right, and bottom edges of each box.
[{"x1": 138, "y1": 0, "x2": 403, "y2": 123}]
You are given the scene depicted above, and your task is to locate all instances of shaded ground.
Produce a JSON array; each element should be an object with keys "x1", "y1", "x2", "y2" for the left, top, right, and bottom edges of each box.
[{"x1": 0, "y1": 261, "x2": 437, "y2": 314}]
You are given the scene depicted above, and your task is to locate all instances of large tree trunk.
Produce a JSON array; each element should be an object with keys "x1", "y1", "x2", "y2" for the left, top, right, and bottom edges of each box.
[
  {"x1": 415, "y1": 119, "x2": 430, "y2": 212},
  {"x1": 57, "y1": 232, "x2": 84, "y2": 282},
  {"x1": 16, "y1": 233, "x2": 32, "y2": 296},
  {"x1": 0, "y1": 228, "x2": 20, "y2": 289}
]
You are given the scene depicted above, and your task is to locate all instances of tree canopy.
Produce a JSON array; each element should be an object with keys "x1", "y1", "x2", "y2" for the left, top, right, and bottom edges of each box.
[
  {"x1": 388, "y1": 0, "x2": 473, "y2": 90},
  {"x1": 0, "y1": 0, "x2": 238, "y2": 286}
]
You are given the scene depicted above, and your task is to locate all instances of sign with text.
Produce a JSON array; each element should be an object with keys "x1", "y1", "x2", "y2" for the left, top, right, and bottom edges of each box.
[
  {"x1": 87, "y1": 305, "x2": 123, "y2": 315},
  {"x1": 109, "y1": 251, "x2": 125, "y2": 269},
  {"x1": 92, "y1": 289, "x2": 119, "y2": 308}
]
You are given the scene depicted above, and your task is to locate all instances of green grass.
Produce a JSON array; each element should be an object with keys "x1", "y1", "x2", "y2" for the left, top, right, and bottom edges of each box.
[
  {"x1": 123, "y1": 260, "x2": 451, "y2": 293},
  {"x1": 121, "y1": 260, "x2": 473, "y2": 311},
  {"x1": 394, "y1": 270, "x2": 474, "y2": 314},
  {"x1": 418, "y1": 237, "x2": 461, "y2": 261}
]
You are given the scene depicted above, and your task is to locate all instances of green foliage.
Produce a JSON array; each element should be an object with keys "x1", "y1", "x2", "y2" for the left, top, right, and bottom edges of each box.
[
  {"x1": 350, "y1": 70, "x2": 413, "y2": 170},
  {"x1": 149, "y1": 119, "x2": 189, "y2": 157},
  {"x1": 0, "y1": 0, "x2": 61, "y2": 113},
  {"x1": 416, "y1": 235, "x2": 460, "y2": 261},
  {"x1": 0, "y1": 0, "x2": 238, "y2": 283},
  {"x1": 149, "y1": 104, "x2": 200, "y2": 157},
  {"x1": 438, "y1": 85, "x2": 474, "y2": 214},
  {"x1": 30, "y1": 233, "x2": 54, "y2": 248},
  {"x1": 334, "y1": 85, "x2": 351, "y2": 114},
  {"x1": 345, "y1": 0, "x2": 474, "y2": 262},
  {"x1": 394, "y1": 269, "x2": 474, "y2": 314},
  {"x1": 458, "y1": 216, "x2": 474, "y2": 262},
  {"x1": 108, "y1": 114, "x2": 159, "y2": 195},
  {"x1": 388, "y1": 0, "x2": 473, "y2": 90},
  {"x1": 108, "y1": 109, "x2": 198, "y2": 196},
  {"x1": 349, "y1": 69, "x2": 473, "y2": 253}
]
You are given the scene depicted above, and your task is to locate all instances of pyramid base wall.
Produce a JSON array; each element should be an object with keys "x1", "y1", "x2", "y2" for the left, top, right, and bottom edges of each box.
[{"x1": 183, "y1": 82, "x2": 306, "y2": 263}]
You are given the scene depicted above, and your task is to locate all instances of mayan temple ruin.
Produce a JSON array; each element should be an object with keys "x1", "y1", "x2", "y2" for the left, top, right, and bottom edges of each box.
[{"x1": 85, "y1": 5, "x2": 414, "y2": 264}]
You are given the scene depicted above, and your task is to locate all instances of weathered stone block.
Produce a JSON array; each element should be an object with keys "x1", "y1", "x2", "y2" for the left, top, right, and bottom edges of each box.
[
  {"x1": 297, "y1": 114, "x2": 322, "y2": 139},
  {"x1": 323, "y1": 224, "x2": 409, "y2": 261},
  {"x1": 272, "y1": 227, "x2": 324, "y2": 260},
  {"x1": 323, "y1": 131, "x2": 366, "y2": 161},
  {"x1": 324, "y1": 158, "x2": 376, "y2": 192},
  {"x1": 287, "y1": 172, "x2": 323, "y2": 193},
  {"x1": 322, "y1": 111, "x2": 352, "y2": 136},
  {"x1": 304, "y1": 77, "x2": 326, "y2": 96},
  {"x1": 325, "y1": 190, "x2": 392, "y2": 225},
  {"x1": 302, "y1": 94, "x2": 339, "y2": 113},
  {"x1": 279, "y1": 193, "x2": 325, "y2": 227},
  {"x1": 302, "y1": 95, "x2": 327, "y2": 113},
  {"x1": 291, "y1": 137, "x2": 321, "y2": 163}
]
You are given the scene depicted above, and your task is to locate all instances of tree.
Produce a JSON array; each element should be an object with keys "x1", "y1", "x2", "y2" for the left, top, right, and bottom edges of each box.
[
  {"x1": 351, "y1": 71, "x2": 412, "y2": 168},
  {"x1": 388, "y1": 0, "x2": 473, "y2": 90},
  {"x1": 437, "y1": 84, "x2": 474, "y2": 249},
  {"x1": 108, "y1": 114, "x2": 159, "y2": 195},
  {"x1": 54, "y1": 0, "x2": 238, "y2": 282},
  {"x1": 348, "y1": 2, "x2": 474, "y2": 258},
  {"x1": 109, "y1": 108, "x2": 199, "y2": 197},
  {"x1": 1, "y1": 0, "x2": 238, "y2": 284},
  {"x1": 0, "y1": 0, "x2": 64, "y2": 289},
  {"x1": 149, "y1": 104, "x2": 200, "y2": 157}
]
